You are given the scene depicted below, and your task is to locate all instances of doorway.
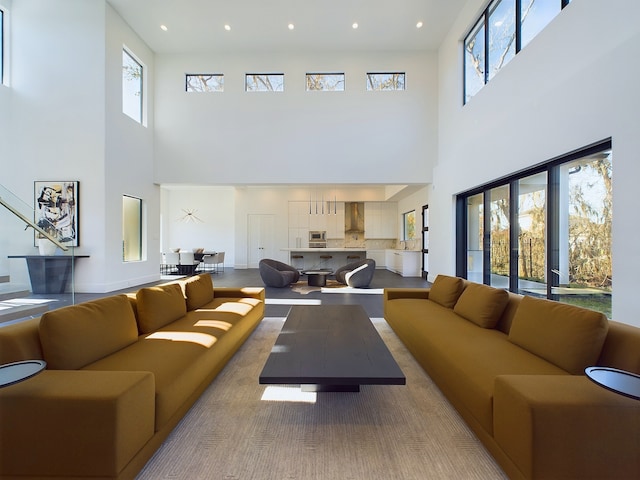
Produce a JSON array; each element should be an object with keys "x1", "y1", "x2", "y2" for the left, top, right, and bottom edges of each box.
[{"x1": 248, "y1": 214, "x2": 276, "y2": 268}]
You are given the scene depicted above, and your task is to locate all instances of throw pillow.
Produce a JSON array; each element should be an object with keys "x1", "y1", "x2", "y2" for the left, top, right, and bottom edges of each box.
[
  {"x1": 39, "y1": 295, "x2": 139, "y2": 370},
  {"x1": 428, "y1": 274, "x2": 465, "y2": 309},
  {"x1": 453, "y1": 282, "x2": 509, "y2": 328},
  {"x1": 136, "y1": 283, "x2": 187, "y2": 334},
  {"x1": 508, "y1": 295, "x2": 609, "y2": 374},
  {"x1": 180, "y1": 273, "x2": 215, "y2": 311}
]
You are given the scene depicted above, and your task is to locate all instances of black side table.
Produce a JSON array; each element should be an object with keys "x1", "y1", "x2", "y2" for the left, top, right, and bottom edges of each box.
[
  {"x1": 585, "y1": 366, "x2": 640, "y2": 400},
  {"x1": 0, "y1": 360, "x2": 47, "y2": 388}
]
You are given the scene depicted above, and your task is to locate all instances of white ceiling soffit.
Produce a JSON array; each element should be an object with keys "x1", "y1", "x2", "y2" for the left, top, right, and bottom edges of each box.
[{"x1": 107, "y1": 0, "x2": 468, "y2": 54}]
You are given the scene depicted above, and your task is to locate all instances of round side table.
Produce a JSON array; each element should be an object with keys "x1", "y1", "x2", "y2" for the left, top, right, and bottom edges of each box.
[
  {"x1": 0, "y1": 360, "x2": 47, "y2": 388},
  {"x1": 585, "y1": 366, "x2": 640, "y2": 401}
]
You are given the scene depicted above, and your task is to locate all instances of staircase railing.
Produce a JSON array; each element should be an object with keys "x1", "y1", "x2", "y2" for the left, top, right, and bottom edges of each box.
[{"x1": 0, "y1": 195, "x2": 68, "y2": 251}]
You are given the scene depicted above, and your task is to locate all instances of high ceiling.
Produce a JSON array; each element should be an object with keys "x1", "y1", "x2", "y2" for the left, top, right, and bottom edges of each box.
[{"x1": 107, "y1": 0, "x2": 468, "y2": 54}]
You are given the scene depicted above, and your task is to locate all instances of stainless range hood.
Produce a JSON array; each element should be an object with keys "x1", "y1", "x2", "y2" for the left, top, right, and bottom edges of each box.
[{"x1": 345, "y1": 202, "x2": 364, "y2": 233}]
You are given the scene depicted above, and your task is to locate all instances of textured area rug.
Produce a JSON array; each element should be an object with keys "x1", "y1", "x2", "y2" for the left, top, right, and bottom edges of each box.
[{"x1": 137, "y1": 317, "x2": 507, "y2": 480}]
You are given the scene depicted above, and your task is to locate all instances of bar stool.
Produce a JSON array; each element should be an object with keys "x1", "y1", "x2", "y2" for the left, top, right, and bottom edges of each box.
[
  {"x1": 319, "y1": 254, "x2": 332, "y2": 269},
  {"x1": 291, "y1": 254, "x2": 304, "y2": 272}
]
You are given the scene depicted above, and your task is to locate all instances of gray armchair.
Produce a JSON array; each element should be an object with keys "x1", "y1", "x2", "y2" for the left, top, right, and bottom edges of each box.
[
  {"x1": 334, "y1": 258, "x2": 376, "y2": 288},
  {"x1": 259, "y1": 259, "x2": 300, "y2": 287}
]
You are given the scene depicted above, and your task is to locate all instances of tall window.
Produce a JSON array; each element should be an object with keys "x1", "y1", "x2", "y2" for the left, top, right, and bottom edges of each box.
[
  {"x1": 457, "y1": 140, "x2": 612, "y2": 317},
  {"x1": 122, "y1": 195, "x2": 142, "y2": 262},
  {"x1": 464, "y1": 0, "x2": 571, "y2": 104},
  {"x1": 402, "y1": 210, "x2": 416, "y2": 241},
  {"x1": 122, "y1": 48, "x2": 143, "y2": 123}
]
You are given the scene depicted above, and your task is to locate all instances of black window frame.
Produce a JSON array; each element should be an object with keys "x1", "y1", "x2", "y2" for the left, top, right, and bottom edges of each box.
[
  {"x1": 463, "y1": 0, "x2": 572, "y2": 105},
  {"x1": 0, "y1": 8, "x2": 4, "y2": 85},
  {"x1": 456, "y1": 138, "x2": 612, "y2": 300}
]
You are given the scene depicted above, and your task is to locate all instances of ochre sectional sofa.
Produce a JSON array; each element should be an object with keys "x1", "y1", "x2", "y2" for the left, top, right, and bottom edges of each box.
[
  {"x1": 0, "y1": 273, "x2": 264, "y2": 480},
  {"x1": 384, "y1": 274, "x2": 640, "y2": 480}
]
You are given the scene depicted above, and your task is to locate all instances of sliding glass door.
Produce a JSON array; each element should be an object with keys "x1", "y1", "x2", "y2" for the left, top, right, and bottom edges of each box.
[
  {"x1": 517, "y1": 172, "x2": 547, "y2": 296},
  {"x1": 456, "y1": 141, "x2": 612, "y2": 317}
]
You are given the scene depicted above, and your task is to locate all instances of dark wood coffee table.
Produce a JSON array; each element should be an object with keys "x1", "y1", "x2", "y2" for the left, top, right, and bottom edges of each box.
[
  {"x1": 302, "y1": 269, "x2": 332, "y2": 287},
  {"x1": 259, "y1": 305, "x2": 405, "y2": 392}
]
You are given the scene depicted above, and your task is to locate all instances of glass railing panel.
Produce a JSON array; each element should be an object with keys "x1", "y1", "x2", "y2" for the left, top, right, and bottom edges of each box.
[{"x1": 0, "y1": 183, "x2": 77, "y2": 314}]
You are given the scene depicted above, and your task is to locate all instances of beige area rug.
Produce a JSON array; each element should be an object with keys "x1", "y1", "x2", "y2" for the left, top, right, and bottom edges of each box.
[
  {"x1": 291, "y1": 280, "x2": 383, "y2": 295},
  {"x1": 136, "y1": 317, "x2": 507, "y2": 480}
]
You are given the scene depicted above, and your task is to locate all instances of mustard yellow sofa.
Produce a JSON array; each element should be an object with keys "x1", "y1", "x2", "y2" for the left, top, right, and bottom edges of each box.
[
  {"x1": 384, "y1": 274, "x2": 640, "y2": 480},
  {"x1": 0, "y1": 273, "x2": 265, "y2": 480}
]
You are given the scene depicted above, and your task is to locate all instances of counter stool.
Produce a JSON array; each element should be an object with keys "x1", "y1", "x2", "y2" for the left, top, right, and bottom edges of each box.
[{"x1": 291, "y1": 255, "x2": 305, "y2": 272}]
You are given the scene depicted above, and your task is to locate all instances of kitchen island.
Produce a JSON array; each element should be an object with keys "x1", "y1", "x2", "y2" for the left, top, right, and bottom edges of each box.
[{"x1": 282, "y1": 248, "x2": 367, "y2": 272}]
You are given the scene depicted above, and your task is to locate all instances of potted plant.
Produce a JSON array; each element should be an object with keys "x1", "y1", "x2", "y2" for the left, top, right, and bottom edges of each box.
[{"x1": 36, "y1": 221, "x2": 58, "y2": 256}]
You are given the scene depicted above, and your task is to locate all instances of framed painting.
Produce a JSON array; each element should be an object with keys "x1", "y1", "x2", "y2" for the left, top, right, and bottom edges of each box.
[{"x1": 34, "y1": 181, "x2": 79, "y2": 247}]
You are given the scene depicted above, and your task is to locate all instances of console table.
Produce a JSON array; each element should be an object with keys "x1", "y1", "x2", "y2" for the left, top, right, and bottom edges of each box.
[{"x1": 8, "y1": 255, "x2": 89, "y2": 294}]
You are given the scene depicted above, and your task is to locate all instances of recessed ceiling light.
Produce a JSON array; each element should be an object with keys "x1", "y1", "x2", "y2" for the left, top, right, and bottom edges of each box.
[
  {"x1": 160, "y1": 24, "x2": 168, "y2": 31},
  {"x1": 416, "y1": 21, "x2": 423, "y2": 29},
  {"x1": 224, "y1": 24, "x2": 231, "y2": 31},
  {"x1": 352, "y1": 22, "x2": 359, "y2": 29},
  {"x1": 288, "y1": 23, "x2": 295, "y2": 30}
]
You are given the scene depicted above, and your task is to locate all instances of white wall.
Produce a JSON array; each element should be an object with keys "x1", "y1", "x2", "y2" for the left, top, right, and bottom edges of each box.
[
  {"x1": 3, "y1": 0, "x2": 106, "y2": 289},
  {"x1": 161, "y1": 186, "x2": 236, "y2": 263},
  {"x1": 0, "y1": 1, "x2": 159, "y2": 292},
  {"x1": 153, "y1": 51, "x2": 438, "y2": 185},
  {"x1": 433, "y1": 0, "x2": 640, "y2": 325},
  {"x1": 103, "y1": 4, "x2": 158, "y2": 291}
]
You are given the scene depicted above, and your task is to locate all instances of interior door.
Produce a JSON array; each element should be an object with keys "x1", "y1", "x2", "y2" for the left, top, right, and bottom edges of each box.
[{"x1": 248, "y1": 214, "x2": 276, "y2": 268}]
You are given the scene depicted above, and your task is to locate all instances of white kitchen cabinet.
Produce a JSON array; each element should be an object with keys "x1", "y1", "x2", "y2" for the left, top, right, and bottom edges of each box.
[
  {"x1": 385, "y1": 250, "x2": 420, "y2": 277},
  {"x1": 366, "y1": 249, "x2": 386, "y2": 268},
  {"x1": 326, "y1": 202, "x2": 345, "y2": 238},
  {"x1": 365, "y1": 202, "x2": 397, "y2": 239}
]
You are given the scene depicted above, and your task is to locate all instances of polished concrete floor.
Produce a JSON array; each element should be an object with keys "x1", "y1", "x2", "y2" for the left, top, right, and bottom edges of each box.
[{"x1": 23, "y1": 268, "x2": 430, "y2": 321}]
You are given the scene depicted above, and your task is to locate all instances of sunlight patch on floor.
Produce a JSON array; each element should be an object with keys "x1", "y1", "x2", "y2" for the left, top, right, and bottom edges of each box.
[
  {"x1": 265, "y1": 298, "x2": 322, "y2": 305},
  {"x1": 261, "y1": 386, "x2": 317, "y2": 404}
]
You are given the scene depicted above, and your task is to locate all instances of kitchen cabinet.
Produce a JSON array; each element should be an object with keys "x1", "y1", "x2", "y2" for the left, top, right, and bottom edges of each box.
[
  {"x1": 366, "y1": 249, "x2": 386, "y2": 268},
  {"x1": 326, "y1": 202, "x2": 345, "y2": 238},
  {"x1": 365, "y1": 202, "x2": 397, "y2": 239},
  {"x1": 385, "y1": 250, "x2": 420, "y2": 277}
]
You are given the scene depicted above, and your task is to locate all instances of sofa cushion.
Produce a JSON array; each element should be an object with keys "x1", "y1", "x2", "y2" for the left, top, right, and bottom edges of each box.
[
  {"x1": 453, "y1": 282, "x2": 509, "y2": 328},
  {"x1": 181, "y1": 273, "x2": 215, "y2": 311},
  {"x1": 136, "y1": 283, "x2": 187, "y2": 334},
  {"x1": 428, "y1": 274, "x2": 465, "y2": 309},
  {"x1": 39, "y1": 295, "x2": 139, "y2": 370},
  {"x1": 508, "y1": 295, "x2": 609, "y2": 374}
]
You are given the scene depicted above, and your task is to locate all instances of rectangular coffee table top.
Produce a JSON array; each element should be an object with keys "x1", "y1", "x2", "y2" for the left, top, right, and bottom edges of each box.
[{"x1": 259, "y1": 305, "x2": 405, "y2": 391}]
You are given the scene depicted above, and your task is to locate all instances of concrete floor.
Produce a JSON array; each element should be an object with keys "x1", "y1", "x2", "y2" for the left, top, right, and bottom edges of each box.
[{"x1": 18, "y1": 268, "x2": 430, "y2": 322}]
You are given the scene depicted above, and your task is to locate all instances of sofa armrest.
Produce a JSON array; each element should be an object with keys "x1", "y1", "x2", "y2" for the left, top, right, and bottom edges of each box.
[
  {"x1": 0, "y1": 370, "x2": 155, "y2": 478},
  {"x1": 494, "y1": 375, "x2": 640, "y2": 480},
  {"x1": 214, "y1": 286, "x2": 265, "y2": 301},
  {"x1": 383, "y1": 288, "x2": 430, "y2": 302}
]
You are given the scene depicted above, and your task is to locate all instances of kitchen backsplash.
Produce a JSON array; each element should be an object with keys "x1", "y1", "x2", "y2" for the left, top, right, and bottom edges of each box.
[{"x1": 326, "y1": 238, "x2": 400, "y2": 250}]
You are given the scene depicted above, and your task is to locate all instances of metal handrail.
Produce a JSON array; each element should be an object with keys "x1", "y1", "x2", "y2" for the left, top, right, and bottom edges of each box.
[{"x1": 0, "y1": 195, "x2": 68, "y2": 251}]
